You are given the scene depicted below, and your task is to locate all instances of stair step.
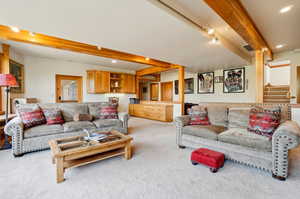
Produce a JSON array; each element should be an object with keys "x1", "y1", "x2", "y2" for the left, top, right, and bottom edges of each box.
[
  {"x1": 263, "y1": 99, "x2": 290, "y2": 103},
  {"x1": 264, "y1": 95, "x2": 288, "y2": 99},
  {"x1": 264, "y1": 91, "x2": 288, "y2": 95},
  {"x1": 264, "y1": 87, "x2": 289, "y2": 91}
]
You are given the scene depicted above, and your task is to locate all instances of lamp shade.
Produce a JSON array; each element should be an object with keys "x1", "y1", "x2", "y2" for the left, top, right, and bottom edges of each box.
[{"x1": 0, "y1": 74, "x2": 18, "y2": 87}]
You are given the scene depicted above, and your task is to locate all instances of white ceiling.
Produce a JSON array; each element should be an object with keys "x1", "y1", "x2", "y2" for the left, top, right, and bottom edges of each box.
[
  {"x1": 241, "y1": 0, "x2": 300, "y2": 53},
  {"x1": 0, "y1": 0, "x2": 249, "y2": 72}
]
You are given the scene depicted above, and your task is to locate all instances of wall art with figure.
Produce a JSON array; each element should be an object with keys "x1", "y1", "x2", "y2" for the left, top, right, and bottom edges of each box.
[{"x1": 223, "y1": 68, "x2": 245, "y2": 93}]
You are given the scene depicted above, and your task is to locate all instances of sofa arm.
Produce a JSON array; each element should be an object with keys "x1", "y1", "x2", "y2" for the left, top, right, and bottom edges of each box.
[
  {"x1": 118, "y1": 112, "x2": 129, "y2": 129},
  {"x1": 272, "y1": 121, "x2": 300, "y2": 180},
  {"x1": 174, "y1": 115, "x2": 190, "y2": 147},
  {"x1": 4, "y1": 117, "x2": 24, "y2": 156}
]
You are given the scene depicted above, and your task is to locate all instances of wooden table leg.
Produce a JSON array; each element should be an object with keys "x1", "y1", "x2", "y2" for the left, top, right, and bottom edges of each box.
[
  {"x1": 56, "y1": 157, "x2": 65, "y2": 183},
  {"x1": 124, "y1": 143, "x2": 132, "y2": 160}
]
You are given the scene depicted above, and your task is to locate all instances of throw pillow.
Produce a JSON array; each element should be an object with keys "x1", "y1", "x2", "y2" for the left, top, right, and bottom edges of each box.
[
  {"x1": 73, "y1": 113, "x2": 93, "y2": 121},
  {"x1": 188, "y1": 105, "x2": 211, "y2": 125},
  {"x1": 20, "y1": 109, "x2": 47, "y2": 129},
  {"x1": 42, "y1": 108, "x2": 65, "y2": 125},
  {"x1": 247, "y1": 106, "x2": 281, "y2": 138},
  {"x1": 99, "y1": 105, "x2": 118, "y2": 119}
]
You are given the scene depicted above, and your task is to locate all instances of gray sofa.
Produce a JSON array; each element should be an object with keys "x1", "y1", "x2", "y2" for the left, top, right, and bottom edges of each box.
[
  {"x1": 175, "y1": 103, "x2": 300, "y2": 180},
  {"x1": 4, "y1": 102, "x2": 129, "y2": 157}
]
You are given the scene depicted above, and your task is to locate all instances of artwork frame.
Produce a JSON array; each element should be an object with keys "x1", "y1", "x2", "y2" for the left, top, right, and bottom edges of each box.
[
  {"x1": 197, "y1": 72, "x2": 214, "y2": 94},
  {"x1": 223, "y1": 67, "x2": 245, "y2": 93},
  {"x1": 9, "y1": 60, "x2": 24, "y2": 93},
  {"x1": 174, "y1": 78, "x2": 194, "y2": 94}
]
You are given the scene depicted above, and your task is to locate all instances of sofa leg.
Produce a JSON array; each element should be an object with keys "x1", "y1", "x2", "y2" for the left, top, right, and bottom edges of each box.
[
  {"x1": 13, "y1": 154, "x2": 24, "y2": 158},
  {"x1": 210, "y1": 168, "x2": 218, "y2": 173},
  {"x1": 178, "y1": 145, "x2": 186, "y2": 149},
  {"x1": 272, "y1": 173, "x2": 286, "y2": 181},
  {"x1": 191, "y1": 160, "x2": 198, "y2": 165}
]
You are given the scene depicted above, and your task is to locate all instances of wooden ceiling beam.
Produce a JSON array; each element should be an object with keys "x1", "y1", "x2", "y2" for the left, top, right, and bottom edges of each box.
[
  {"x1": 0, "y1": 24, "x2": 176, "y2": 68},
  {"x1": 136, "y1": 65, "x2": 180, "y2": 76},
  {"x1": 204, "y1": 0, "x2": 273, "y2": 60}
]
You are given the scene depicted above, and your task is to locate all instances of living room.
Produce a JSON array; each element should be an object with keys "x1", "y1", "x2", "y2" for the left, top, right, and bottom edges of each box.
[{"x1": 0, "y1": 0, "x2": 300, "y2": 199}]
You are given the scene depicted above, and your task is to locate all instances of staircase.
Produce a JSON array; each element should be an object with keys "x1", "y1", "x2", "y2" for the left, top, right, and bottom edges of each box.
[{"x1": 264, "y1": 84, "x2": 290, "y2": 103}]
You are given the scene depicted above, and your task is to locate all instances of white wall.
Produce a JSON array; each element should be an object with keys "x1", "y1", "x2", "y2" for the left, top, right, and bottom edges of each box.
[
  {"x1": 23, "y1": 56, "x2": 136, "y2": 112},
  {"x1": 160, "y1": 65, "x2": 256, "y2": 103},
  {"x1": 266, "y1": 66, "x2": 290, "y2": 86}
]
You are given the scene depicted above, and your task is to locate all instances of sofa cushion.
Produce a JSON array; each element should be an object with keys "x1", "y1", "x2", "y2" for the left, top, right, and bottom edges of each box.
[
  {"x1": 188, "y1": 106, "x2": 211, "y2": 125},
  {"x1": 60, "y1": 103, "x2": 89, "y2": 122},
  {"x1": 228, "y1": 107, "x2": 251, "y2": 129},
  {"x1": 218, "y1": 128, "x2": 272, "y2": 152},
  {"x1": 42, "y1": 108, "x2": 65, "y2": 125},
  {"x1": 63, "y1": 121, "x2": 96, "y2": 132},
  {"x1": 93, "y1": 119, "x2": 123, "y2": 128},
  {"x1": 205, "y1": 104, "x2": 228, "y2": 127},
  {"x1": 24, "y1": 124, "x2": 64, "y2": 138},
  {"x1": 88, "y1": 102, "x2": 111, "y2": 119},
  {"x1": 247, "y1": 106, "x2": 281, "y2": 139},
  {"x1": 20, "y1": 109, "x2": 47, "y2": 129},
  {"x1": 16, "y1": 104, "x2": 40, "y2": 117},
  {"x1": 182, "y1": 125, "x2": 227, "y2": 140}
]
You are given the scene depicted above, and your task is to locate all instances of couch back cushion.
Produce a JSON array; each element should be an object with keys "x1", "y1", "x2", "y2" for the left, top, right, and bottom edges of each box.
[
  {"x1": 16, "y1": 104, "x2": 40, "y2": 117},
  {"x1": 201, "y1": 104, "x2": 228, "y2": 127},
  {"x1": 59, "y1": 103, "x2": 89, "y2": 122},
  {"x1": 228, "y1": 107, "x2": 251, "y2": 129},
  {"x1": 88, "y1": 102, "x2": 111, "y2": 119}
]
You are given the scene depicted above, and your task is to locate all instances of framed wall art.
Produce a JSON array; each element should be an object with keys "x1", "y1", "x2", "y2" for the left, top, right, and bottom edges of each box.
[
  {"x1": 174, "y1": 78, "x2": 194, "y2": 94},
  {"x1": 197, "y1": 72, "x2": 214, "y2": 94},
  {"x1": 9, "y1": 60, "x2": 24, "y2": 93},
  {"x1": 223, "y1": 67, "x2": 245, "y2": 93}
]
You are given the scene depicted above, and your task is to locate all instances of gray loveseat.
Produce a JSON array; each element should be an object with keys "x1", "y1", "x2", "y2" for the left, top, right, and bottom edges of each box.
[
  {"x1": 175, "y1": 103, "x2": 300, "y2": 180},
  {"x1": 5, "y1": 102, "x2": 129, "y2": 157}
]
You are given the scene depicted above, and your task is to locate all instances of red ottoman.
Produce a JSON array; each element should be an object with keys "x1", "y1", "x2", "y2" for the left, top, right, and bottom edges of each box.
[{"x1": 191, "y1": 148, "x2": 225, "y2": 173}]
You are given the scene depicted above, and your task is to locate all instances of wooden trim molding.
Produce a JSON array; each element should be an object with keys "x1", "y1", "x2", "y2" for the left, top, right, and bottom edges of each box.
[
  {"x1": 204, "y1": 0, "x2": 273, "y2": 60},
  {"x1": 0, "y1": 24, "x2": 177, "y2": 68},
  {"x1": 255, "y1": 50, "x2": 264, "y2": 103},
  {"x1": 55, "y1": 74, "x2": 83, "y2": 103},
  {"x1": 267, "y1": 64, "x2": 290, "y2": 69}
]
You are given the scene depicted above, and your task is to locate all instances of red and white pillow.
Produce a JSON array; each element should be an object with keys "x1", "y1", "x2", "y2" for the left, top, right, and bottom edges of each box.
[
  {"x1": 20, "y1": 109, "x2": 47, "y2": 129},
  {"x1": 188, "y1": 105, "x2": 211, "y2": 125},
  {"x1": 42, "y1": 108, "x2": 65, "y2": 125},
  {"x1": 99, "y1": 105, "x2": 118, "y2": 119},
  {"x1": 247, "y1": 106, "x2": 281, "y2": 138}
]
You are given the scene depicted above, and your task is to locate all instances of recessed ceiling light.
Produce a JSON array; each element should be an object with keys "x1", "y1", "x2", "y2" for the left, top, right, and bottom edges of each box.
[
  {"x1": 276, "y1": 44, "x2": 284, "y2": 49},
  {"x1": 280, "y1": 5, "x2": 293, "y2": 13},
  {"x1": 145, "y1": 57, "x2": 150, "y2": 61},
  {"x1": 210, "y1": 37, "x2": 219, "y2": 44},
  {"x1": 29, "y1": 32, "x2": 35, "y2": 36},
  {"x1": 208, "y1": 28, "x2": 215, "y2": 35},
  {"x1": 10, "y1": 26, "x2": 20, "y2": 33},
  {"x1": 112, "y1": 60, "x2": 117, "y2": 63},
  {"x1": 97, "y1": 46, "x2": 102, "y2": 50}
]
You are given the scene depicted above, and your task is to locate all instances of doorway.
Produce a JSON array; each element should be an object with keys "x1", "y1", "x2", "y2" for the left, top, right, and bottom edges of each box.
[
  {"x1": 56, "y1": 74, "x2": 83, "y2": 103},
  {"x1": 150, "y1": 83, "x2": 159, "y2": 101},
  {"x1": 161, "y1": 81, "x2": 173, "y2": 101}
]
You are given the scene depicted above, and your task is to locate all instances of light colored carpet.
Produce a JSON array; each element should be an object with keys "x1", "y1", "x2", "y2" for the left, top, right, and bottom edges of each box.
[{"x1": 1, "y1": 117, "x2": 300, "y2": 199}]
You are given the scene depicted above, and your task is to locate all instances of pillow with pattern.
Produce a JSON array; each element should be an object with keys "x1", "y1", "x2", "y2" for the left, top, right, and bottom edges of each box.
[
  {"x1": 42, "y1": 108, "x2": 65, "y2": 125},
  {"x1": 188, "y1": 105, "x2": 211, "y2": 125},
  {"x1": 20, "y1": 109, "x2": 47, "y2": 128},
  {"x1": 99, "y1": 105, "x2": 118, "y2": 119},
  {"x1": 247, "y1": 106, "x2": 281, "y2": 138}
]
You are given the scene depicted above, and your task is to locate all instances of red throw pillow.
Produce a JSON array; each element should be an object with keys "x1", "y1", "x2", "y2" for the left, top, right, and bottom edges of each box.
[
  {"x1": 99, "y1": 105, "x2": 118, "y2": 119},
  {"x1": 247, "y1": 106, "x2": 281, "y2": 138},
  {"x1": 42, "y1": 108, "x2": 65, "y2": 125},
  {"x1": 188, "y1": 105, "x2": 211, "y2": 125},
  {"x1": 20, "y1": 109, "x2": 47, "y2": 128}
]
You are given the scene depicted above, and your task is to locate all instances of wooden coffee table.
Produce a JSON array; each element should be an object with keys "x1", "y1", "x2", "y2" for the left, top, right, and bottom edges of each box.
[{"x1": 49, "y1": 130, "x2": 133, "y2": 183}]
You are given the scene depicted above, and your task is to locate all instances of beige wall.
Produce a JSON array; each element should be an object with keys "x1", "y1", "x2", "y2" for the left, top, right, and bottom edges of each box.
[
  {"x1": 160, "y1": 65, "x2": 256, "y2": 103},
  {"x1": 23, "y1": 56, "x2": 136, "y2": 112}
]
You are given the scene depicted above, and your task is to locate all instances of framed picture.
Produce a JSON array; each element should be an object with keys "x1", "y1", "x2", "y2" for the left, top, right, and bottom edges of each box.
[
  {"x1": 174, "y1": 78, "x2": 194, "y2": 94},
  {"x1": 214, "y1": 76, "x2": 224, "y2": 83},
  {"x1": 9, "y1": 60, "x2": 24, "y2": 93},
  {"x1": 197, "y1": 72, "x2": 214, "y2": 94},
  {"x1": 223, "y1": 67, "x2": 245, "y2": 93}
]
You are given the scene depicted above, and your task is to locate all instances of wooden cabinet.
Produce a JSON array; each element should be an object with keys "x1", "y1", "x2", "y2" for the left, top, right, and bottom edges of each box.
[
  {"x1": 87, "y1": 70, "x2": 135, "y2": 94},
  {"x1": 129, "y1": 103, "x2": 173, "y2": 122},
  {"x1": 121, "y1": 74, "x2": 136, "y2": 94},
  {"x1": 87, "y1": 70, "x2": 110, "y2": 93}
]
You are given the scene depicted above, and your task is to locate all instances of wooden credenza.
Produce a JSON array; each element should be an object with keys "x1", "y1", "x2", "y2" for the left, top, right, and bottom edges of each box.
[{"x1": 129, "y1": 103, "x2": 173, "y2": 122}]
